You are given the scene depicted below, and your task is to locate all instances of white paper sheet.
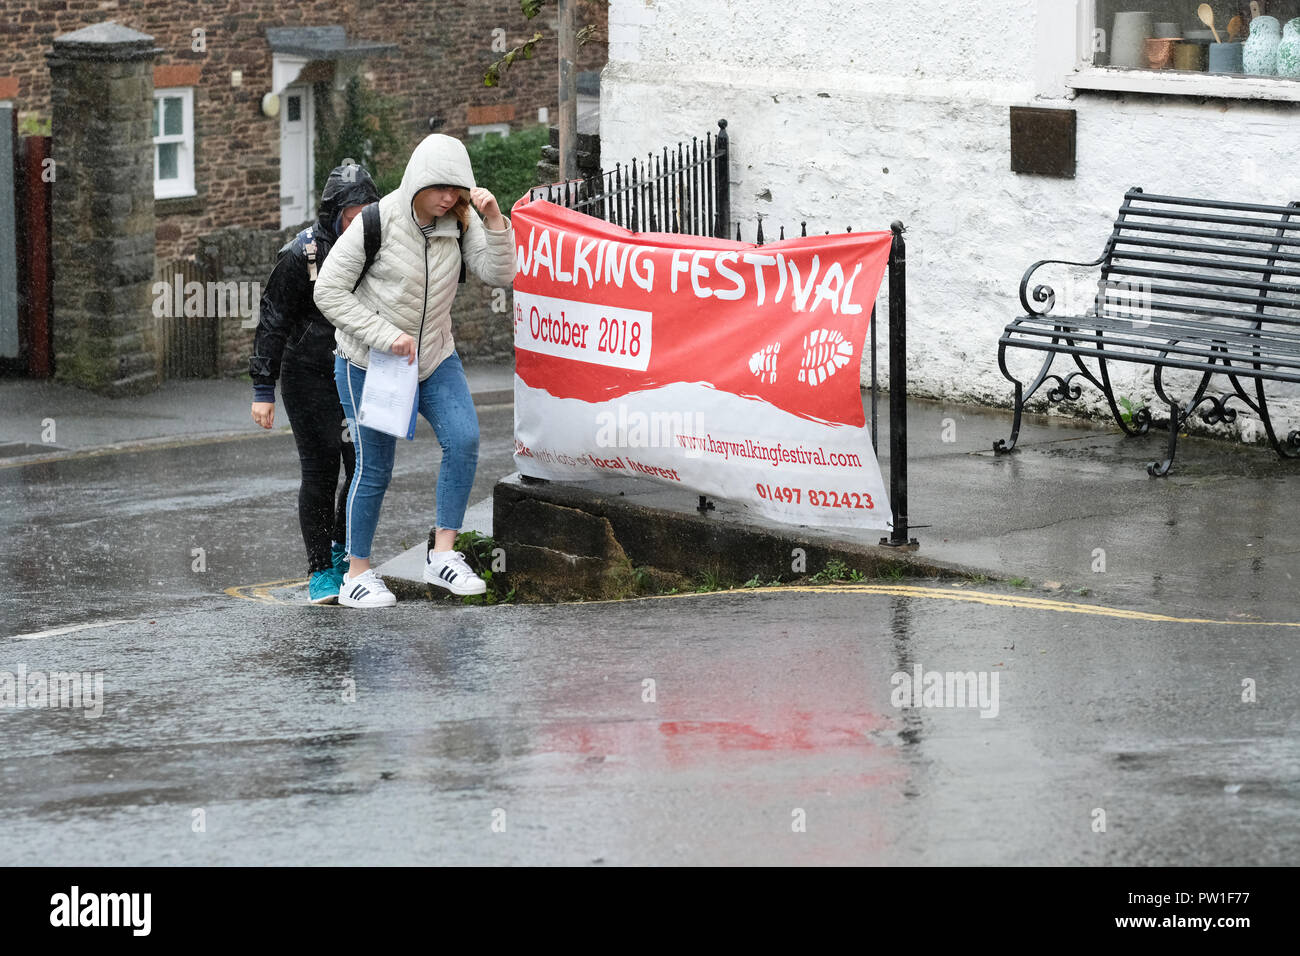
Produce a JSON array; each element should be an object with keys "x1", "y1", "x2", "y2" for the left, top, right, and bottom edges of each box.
[{"x1": 357, "y1": 347, "x2": 418, "y2": 439}]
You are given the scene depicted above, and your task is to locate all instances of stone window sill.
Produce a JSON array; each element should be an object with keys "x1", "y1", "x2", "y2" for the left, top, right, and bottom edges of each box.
[
  {"x1": 157, "y1": 194, "x2": 205, "y2": 215},
  {"x1": 1068, "y1": 67, "x2": 1300, "y2": 102}
]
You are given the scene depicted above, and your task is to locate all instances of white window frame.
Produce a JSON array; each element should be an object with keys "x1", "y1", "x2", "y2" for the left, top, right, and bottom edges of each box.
[
  {"x1": 1043, "y1": 0, "x2": 1300, "y2": 102},
  {"x1": 468, "y1": 122, "x2": 512, "y2": 139},
  {"x1": 153, "y1": 87, "x2": 195, "y2": 199}
]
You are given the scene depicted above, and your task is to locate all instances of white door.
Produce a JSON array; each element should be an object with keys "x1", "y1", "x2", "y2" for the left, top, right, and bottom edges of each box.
[{"x1": 279, "y1": 85, "x2": 314, "y2": 228}]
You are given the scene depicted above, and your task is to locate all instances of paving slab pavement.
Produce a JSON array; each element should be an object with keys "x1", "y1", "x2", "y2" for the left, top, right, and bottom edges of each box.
[{"x1": 0, "y1": 361, "x2": 515, "y2": 461}]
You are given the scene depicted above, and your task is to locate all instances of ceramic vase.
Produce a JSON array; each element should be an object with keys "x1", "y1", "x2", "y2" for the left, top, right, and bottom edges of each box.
[
  {"x1": 1277, "y1": 19, "x2": 1300, "y2": 78},
  {"x1": 1243, "y1": 15, "x2": 1282, "y2": 75},
  {"x1": 1209, "y1": 41, "x2": 1244, "y2": 73},
  {"x1": 1112, "y1": 11, "x2": 1154, "y2": 69},
  {"x1": 1173, "y1": 41, "x2": 1207, "y2": 71}
]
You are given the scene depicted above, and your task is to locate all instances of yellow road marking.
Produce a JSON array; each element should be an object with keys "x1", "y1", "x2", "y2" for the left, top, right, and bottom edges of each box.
[
  {"x1": 225, "y1": 578, "x2": 307, "y2": 605},
  {"x1": 223, "y1": 576, "x2": 1298, "y2": 627},
  {"x1": 643, "y1": 584, "x2": 1300, "y2": 626}
]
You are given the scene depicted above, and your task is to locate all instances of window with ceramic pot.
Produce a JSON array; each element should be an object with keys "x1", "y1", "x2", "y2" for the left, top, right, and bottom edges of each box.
[{"x1": 1093, "y1": 0, "x2": 1300, "y2": 77}]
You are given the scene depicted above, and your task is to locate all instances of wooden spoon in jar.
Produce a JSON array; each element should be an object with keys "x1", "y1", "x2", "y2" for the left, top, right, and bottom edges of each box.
[{"x1": 1198, "y1": 2, "x2": 1222, "y2": 43}]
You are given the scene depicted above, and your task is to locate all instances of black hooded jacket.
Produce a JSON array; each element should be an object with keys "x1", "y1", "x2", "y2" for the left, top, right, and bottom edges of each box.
[{"x1": 250, "y1": 164, "x2": 380, "y2": 399}]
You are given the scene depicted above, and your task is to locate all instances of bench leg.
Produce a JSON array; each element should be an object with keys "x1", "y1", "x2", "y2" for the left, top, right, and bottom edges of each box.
[
  {"x1": 1253, "y1": 379, "x2": 1300, "y2": 461},
  {"x1": 1146, "y1": 400, "x2": 1180, "y2": 478},
  {"x1": 1093, "y1": 355, "x2": 1151, "y2": 437},
  {"x1": 1148, "y1": 357, "x2": 1221, "y2": 477},
  {"x1": 994, "y1": 343, "x2": 1058, "y2": 454},
  {"x1": 993, "y1": 379, "x2": 1026, "y2": 454}
]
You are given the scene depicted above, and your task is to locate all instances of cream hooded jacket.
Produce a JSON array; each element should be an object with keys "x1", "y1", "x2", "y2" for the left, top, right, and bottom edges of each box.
[{"x1": 313, "y1": 134, "x2": 516, "y2": 381}]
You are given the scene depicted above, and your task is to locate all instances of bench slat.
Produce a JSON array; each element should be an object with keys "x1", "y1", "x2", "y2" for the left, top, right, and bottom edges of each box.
[
  {"x1": 1111, "y1": 221, "x2": 1300, "y2": 252},
  {"x1": 997, "y1": 333, "x2": 1300, "y2": 384},
  {"x1": 1112, "y1": 235, "x2": 1300, "y2": 266},
  {"x1": 1099, "y1": 299, "x2": 1300, "y2": 328},
  {"x1": 1110, "y1": 250, "x2": 1300, "y2": 279},
  {"x1": 1085, "y1": 310, "x2": 1300, "y2": 347},
  {"x1": 1120, "y1": 207, "x2": 1300, "y2": 232},
  {"x1": 1123, "y1": 191, "x2": 1300, "y2": 217},
  {"x1": 1012, "y1": 313, "x2": 1300, "y2": 351},
  {"x1": 1095, "y1": 271, "x2": 1300, "y2": 310},
  {"x1": 1003, "y1": 325, "x2": 1300, "y2": 376}
]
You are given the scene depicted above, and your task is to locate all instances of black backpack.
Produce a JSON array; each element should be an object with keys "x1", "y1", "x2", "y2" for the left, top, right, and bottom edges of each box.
[{"x1": 351, "y1": 202, "x2": 465, "y2": 293}]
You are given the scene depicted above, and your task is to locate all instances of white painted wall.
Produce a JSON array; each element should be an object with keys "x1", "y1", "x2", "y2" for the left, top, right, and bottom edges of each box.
[{"x1": 601, "y1": 0, "x2": 1300, "y2": 440}]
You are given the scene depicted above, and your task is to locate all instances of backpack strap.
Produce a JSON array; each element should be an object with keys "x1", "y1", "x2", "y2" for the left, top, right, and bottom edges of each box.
[
  {"x1": 349, "y1": 203, "x2": 465, "y2": 289},
  {"x1": 301, "y1": 226, "x2": 319, "y2": 281},
  {"x1": 351, "y1": 202, "x2": 382, "y2": 293}
]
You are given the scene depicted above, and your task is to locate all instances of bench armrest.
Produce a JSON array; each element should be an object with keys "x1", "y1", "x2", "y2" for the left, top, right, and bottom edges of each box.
[{"x1": 1019, "y1": 253, "x2": 1109, "y2": 316}]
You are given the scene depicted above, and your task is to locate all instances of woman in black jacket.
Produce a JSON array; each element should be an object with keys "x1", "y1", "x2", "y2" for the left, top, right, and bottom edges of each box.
[{"x1": 250, "y1": 163, "x2": 380, "y2": 603}]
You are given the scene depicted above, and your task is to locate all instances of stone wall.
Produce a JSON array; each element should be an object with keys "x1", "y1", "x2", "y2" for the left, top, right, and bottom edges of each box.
[
  {"x1": 1, "y1": 0, "x2": 608, "y2": 264},
  {"x1": 450, "y1": 279, "x2": 514, "y2": 364},
  {"x1": 193, "y1": 225, "x2": 298, "y2": 376}
]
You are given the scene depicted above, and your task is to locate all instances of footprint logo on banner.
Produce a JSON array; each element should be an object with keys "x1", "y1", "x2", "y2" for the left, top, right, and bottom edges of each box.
[
  {"x1": 798, "y1": 329, "x2": 853, "y2": 386},
  {"x1": 749, "y1": 342, "x2": 781, "y2": 384}
]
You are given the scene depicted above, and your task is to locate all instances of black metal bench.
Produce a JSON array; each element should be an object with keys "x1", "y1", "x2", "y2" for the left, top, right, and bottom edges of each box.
[{"x1": 994, "y1": 188, "x2": 1300, "y2": 475}]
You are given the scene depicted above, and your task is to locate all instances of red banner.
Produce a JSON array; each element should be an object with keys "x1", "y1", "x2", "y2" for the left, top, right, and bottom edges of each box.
[{"x1": 510, "y1": 197, "x2": 895, "y2": 529}]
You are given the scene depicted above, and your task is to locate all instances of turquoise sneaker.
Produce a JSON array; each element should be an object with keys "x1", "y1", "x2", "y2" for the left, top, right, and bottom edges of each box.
[
  {"x1": 331, "y1": 543, "x2": 350, "y2": 577},
  {"x1": 309, "y1": 567, "x2": 342, "y2": 605}
]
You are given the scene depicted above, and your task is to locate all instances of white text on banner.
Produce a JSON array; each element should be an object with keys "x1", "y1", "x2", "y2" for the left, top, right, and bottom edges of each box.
[{"x1": 514, "y1": 290, "x2": 653, "y2": 372}]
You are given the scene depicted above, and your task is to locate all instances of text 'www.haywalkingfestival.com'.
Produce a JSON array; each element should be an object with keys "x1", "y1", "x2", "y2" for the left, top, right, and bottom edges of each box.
[{"x1": 674, "y1": 433, "x2": 862, "y2": 469}]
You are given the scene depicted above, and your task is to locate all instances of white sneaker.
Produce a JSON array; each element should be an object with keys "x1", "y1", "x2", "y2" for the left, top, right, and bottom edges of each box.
[
  {"x1": 423, "y1": 549, "x2": 487, "y2": 596},
  {"x1": 338, "y1": 568, "x2": 397, "y2": 608}
]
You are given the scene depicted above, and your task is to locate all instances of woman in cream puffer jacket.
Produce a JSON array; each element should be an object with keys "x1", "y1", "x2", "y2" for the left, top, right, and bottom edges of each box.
[{"x1": 313, "y1": 134, "x2": 516, "y2": 608}]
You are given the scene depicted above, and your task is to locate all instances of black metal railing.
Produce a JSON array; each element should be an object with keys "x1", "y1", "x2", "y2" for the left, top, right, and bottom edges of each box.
[{"x1": 546, "y1": 119, "x2": 730, "y2": 240}]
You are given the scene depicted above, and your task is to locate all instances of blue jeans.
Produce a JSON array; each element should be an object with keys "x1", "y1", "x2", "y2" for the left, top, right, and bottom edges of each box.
[{"x1": 334, "y1": 351, "x2": 479, "y2": 560}]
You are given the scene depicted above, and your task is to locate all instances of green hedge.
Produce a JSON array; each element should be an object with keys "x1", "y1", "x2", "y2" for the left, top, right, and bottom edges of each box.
[{"x1": 467, "y1": 125, "x2": 549, "y2": 214}]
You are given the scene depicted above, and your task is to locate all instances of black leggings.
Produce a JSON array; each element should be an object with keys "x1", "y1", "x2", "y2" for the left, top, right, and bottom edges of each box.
[{"x1": 280, "y1": 356, "x2": 356, "y2": 573}]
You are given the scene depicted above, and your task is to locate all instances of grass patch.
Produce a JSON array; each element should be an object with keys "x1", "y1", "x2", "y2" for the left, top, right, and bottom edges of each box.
[
  {"x1": 810, "y1": 559, "x2": 865, "y2": 583},
  {"x1": 449, "y1": 531, "x2": 515, "y2": 605}
]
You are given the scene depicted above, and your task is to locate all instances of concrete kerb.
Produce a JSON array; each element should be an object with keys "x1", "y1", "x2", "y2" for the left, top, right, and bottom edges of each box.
[
  {"x1": 380, "y1": 474, "x2": 979, "y2": 605},
  {"x1": 487, "y1": 472, "x2": 982, "y2": 601}
]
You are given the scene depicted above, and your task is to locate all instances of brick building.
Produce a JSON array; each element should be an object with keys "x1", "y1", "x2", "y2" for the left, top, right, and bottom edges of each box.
[{"x1": 0, "y1": 0, "x2": 607, "y2": 262}]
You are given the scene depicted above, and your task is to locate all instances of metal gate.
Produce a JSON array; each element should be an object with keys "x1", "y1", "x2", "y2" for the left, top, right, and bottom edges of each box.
[
  {"x1": 154, "y1": 256, "x2": 220, "y2": 378},
  {"x1": 1, "y1": 106, "x2": 54, "y2": 378}
]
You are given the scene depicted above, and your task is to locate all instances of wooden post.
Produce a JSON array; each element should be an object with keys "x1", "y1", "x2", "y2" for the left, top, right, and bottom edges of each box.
[
  {"x1": 558, "y1": 0, "x2": 577, "y2": 181},
  {"x1": 0, "y1": 107, "x2": 18, "y2": 366},
  {"x1": 21, "y1": 135, "x2": 53, "y2": 377}
]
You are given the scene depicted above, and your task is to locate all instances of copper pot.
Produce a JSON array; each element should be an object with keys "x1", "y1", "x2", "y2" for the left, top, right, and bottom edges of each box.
[{"x1": 1145, "y1": 37, "x2": 1178, "y2": 69}]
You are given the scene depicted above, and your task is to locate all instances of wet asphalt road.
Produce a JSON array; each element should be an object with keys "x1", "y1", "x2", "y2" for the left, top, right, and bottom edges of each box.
[{"x1": 2, "y1": 405, "x2": 1298, "y2": 865}]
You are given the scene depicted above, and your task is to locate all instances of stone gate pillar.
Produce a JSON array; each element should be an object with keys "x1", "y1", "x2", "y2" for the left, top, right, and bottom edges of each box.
[{"x1": 46, "y1": 22, "x2": 161, "y2": 394}]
